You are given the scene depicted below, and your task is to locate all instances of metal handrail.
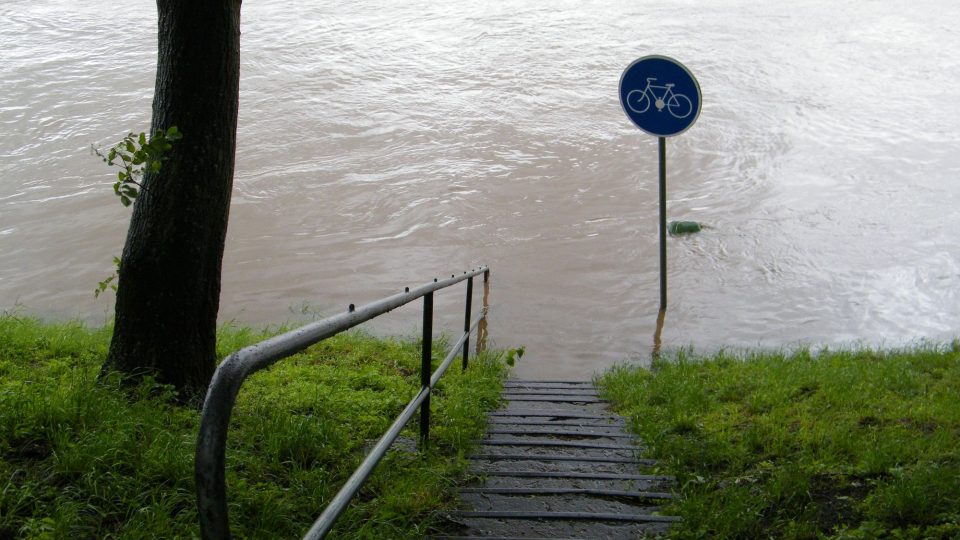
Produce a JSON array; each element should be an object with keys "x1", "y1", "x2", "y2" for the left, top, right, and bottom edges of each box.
[{"x1": 195, "y1": 267, "x2": 490, "y2": 539}]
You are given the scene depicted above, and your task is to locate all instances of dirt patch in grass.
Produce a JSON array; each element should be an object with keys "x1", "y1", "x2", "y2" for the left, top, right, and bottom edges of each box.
[
  {"x1": 6, "y1": 438, "x2": 52, "y2": 464},
  {"x1": 808, "y1": 475, "x2": 872, "y2": 531}
]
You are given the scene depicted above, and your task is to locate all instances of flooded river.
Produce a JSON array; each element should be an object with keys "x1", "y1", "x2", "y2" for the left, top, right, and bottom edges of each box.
[{"x1": 2, "y1": 0, "x2": 959, "y2": 379}]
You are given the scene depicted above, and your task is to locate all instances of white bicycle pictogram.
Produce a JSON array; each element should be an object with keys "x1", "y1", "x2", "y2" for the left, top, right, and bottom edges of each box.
[{"x1": 626, "y1": 78, "x2": 694, "y2": 119}]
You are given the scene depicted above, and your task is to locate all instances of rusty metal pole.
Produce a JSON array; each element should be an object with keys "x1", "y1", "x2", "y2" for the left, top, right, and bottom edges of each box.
[{"x1": 477, "y1": 269, "x2": 490, "y2": 354}]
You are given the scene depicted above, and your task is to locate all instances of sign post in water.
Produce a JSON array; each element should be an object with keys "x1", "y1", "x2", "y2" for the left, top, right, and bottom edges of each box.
[{"x1": 619, "y1": 55, "x2": 701, "y2": 311}]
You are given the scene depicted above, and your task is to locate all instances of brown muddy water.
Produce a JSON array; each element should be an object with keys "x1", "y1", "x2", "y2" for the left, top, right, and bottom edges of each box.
[{"x1": 2, "y1": 1, "x2": 959, "y2": 379}]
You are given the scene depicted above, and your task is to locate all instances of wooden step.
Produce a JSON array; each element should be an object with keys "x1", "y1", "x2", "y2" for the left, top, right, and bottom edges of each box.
[{"x1": 439, "y1": 379, "x2": 678, "y2": 538}]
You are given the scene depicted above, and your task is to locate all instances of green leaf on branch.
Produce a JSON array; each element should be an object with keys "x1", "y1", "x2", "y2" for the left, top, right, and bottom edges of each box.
[
  {"x1": 92, "y1": 127, "x2": 181, "y2": 295},
  {"x1": 94, "y1": 256, "x2": 122, "y2": 298},
  {"x1": 94, "y1": 126, "x2": 182, "y2": 208}
]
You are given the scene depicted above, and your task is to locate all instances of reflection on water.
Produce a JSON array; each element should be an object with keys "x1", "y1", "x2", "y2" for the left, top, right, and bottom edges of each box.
[
  {"x1": 1, "y1": 0, "x2": 959, "y2": 379},
  {"x1": 652, "y1": 308, "x2": 666, "y2": 360}
]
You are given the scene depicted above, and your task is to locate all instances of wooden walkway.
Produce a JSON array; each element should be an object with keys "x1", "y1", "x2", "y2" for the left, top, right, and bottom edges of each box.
[{"x1": 434, "y1": 380, "x2": 678, "y2": 539}]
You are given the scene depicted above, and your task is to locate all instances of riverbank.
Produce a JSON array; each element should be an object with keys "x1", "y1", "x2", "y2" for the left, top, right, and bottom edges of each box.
[
  {"x1": 0, "y1": 315, "x2": 508, "y2": 538},
  {"x1": 598, "y1": 345, "x2": 960, "y2": 538}
]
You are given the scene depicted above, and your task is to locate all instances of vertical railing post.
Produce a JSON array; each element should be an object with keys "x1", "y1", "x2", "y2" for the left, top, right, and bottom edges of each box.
[
  {"x1": 462, "y1": 276, "x2": 474, "y2": 371},
  {"x1": 420, "y1": 291, "x2": 433, "y2": 446},
  {"x1": 476, "y1": 269, "x2": 490, "y2": 355}
]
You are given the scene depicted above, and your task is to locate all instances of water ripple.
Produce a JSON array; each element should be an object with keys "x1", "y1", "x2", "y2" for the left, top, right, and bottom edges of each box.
[{"x1": 2, "y1": 0, "x2": 960, "y2": 378}]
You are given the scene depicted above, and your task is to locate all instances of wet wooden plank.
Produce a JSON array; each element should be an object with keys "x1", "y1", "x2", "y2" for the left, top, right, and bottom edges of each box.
[{"x1": 440, "y1": 379, "x2": 679, "y2": 538}]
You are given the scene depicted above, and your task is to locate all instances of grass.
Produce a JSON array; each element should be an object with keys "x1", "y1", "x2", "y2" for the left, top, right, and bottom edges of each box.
[
  {"x1": 597, "y1": 345, "x2": 960, "y2": 539},
  {"x1": 0, "y1": 314, "x2": 508, "y2": 539}
]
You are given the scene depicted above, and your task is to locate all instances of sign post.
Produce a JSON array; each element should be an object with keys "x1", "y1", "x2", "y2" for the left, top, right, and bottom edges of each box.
[{"x1": 619, "y1": 55, "x2": 701, "y2": 311}]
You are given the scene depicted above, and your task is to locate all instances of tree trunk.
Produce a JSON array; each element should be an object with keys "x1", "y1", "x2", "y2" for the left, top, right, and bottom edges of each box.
[{"x1": 104, "y1": 0, "x2": 242, "y2": 400}]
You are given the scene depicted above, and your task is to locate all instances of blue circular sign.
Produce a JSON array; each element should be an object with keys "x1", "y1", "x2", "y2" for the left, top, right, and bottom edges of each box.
[{"x1": 619, "y1": 55, "x2": 701, "y2": 137}]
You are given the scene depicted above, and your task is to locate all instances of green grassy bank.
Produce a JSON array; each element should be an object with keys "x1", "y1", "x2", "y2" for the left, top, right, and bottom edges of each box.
[
  {"x1": 0, "y1": 315, "x2": 508, "y2": 539},
  {"x1": 598, "y1": 345, "x2": 960, "y2": 539}
]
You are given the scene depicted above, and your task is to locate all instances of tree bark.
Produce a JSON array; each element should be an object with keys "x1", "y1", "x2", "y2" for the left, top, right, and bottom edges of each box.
[{"x1": 104, "y1": 0, "x2": 242, "y2": 400}]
